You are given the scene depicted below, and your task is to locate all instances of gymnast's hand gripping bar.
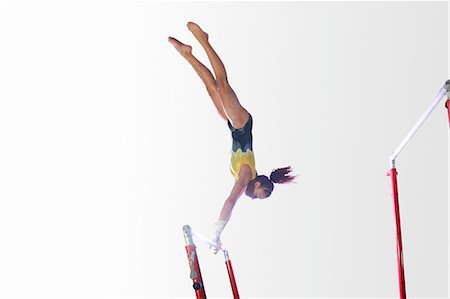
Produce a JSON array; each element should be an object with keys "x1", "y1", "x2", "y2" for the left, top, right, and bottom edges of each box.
[
  {"x1": 190, "y1": 228, "x2": 226, "y2": 252},
  {"x1": 183, "y1": 225, "x2": 240, "y2": 299},
  {"x1": 387, "y1": 80, "x2": 450, "y2": 299}
]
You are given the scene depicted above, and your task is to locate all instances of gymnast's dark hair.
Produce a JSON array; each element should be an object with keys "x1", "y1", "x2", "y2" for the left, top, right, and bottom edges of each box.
[{"x1": 245, "y1": 166, "x2": 296, "y2": 199}]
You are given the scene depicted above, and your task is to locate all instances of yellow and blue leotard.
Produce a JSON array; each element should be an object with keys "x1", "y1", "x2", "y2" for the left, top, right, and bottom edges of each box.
[{"x1": 228, "y1": 114, "x2": 257, "y2": 182}]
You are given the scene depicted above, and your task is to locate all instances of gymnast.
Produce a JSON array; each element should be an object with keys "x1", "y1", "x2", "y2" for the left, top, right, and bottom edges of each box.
[{"x1": 169, "y1": 22, "x2": 296, "y2": 253}]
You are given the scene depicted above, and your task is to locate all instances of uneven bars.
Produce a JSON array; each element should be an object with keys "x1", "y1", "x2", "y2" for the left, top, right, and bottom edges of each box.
[
  {"x1": 390, "y1": 81, "x2": 450, "y2": 167},
  {"x1": 189, "y1": 229, "x2": 239, "y2": 299},
  {"x1": 387, "y1": 79, "x2": 450, "y2": 299},
  {"x1": 183, "y1": 225, "x2": 240, "y2": 299}
]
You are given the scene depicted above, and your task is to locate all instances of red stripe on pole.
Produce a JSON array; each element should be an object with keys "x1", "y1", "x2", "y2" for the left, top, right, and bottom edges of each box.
[
  {"x1": 185, "y1": 244, "x2": 207, "y2": 299},
  {"x1": 388, "y1": 168, "x2": 407, "y2": 299},
  {"x1": 225, "y1": 260, "x2": 240, "y2": 299}
]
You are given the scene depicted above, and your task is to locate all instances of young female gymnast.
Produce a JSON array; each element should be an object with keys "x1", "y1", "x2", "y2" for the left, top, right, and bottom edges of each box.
[{"x1": 169, "y1": 22, "x2": 295, "y2": 253}]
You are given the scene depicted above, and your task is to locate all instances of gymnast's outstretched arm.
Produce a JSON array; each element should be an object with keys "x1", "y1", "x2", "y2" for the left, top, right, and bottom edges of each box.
[
  {"x1": 211, "y1": 165, "x2": 252, "y2": 253},
  {"x1": 219, "y1": 173, "x2": 248, "y2": 223},
  {"x1": 220, "y1": 165, "x2": 252, "y2": 222}
]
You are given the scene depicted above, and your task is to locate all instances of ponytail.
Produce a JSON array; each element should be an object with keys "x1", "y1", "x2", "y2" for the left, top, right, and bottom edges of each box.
[{"x1": 269, "y1": 166, "x2": 296, "y2": 184}]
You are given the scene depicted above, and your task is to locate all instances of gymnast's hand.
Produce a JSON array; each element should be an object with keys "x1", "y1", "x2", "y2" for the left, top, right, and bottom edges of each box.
[
  {"x1": 210, "y1": 238, "x2": 222, "y2": 255},
  {"x1": 210, "y1": 220, "x2": 225, "y2": 254}
]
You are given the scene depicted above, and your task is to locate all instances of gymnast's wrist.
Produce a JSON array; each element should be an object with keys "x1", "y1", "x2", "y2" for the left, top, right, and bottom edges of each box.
[{"x1": 214, "y1": 219, "x2": 226, "y2": 234}]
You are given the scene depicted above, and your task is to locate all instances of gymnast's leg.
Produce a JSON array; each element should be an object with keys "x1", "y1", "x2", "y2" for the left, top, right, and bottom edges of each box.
[
  {"x1": 187, "y1": 22, "x2": 249, "y2": 129},
  {"x1": 168, "y1": 36, "x2": 228, "y2": 121}
]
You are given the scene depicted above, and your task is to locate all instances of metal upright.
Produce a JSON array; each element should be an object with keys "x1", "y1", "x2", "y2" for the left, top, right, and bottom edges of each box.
[
  {"x1": 387, "y1": 80, "x2": 449, "y2": 299},
  {"x1": 224, "y1": 250, "x2": 240, "y2": 299},
  {"x1": 183, "y1": 225, "x2": 207, "y2": 299},
  {"x1": 183, "y1": 225, "x2": 240, "y2": 299}
]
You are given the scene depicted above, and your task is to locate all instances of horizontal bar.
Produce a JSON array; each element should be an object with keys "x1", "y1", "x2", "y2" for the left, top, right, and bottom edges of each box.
[
  {"x1": 191, "y1": 228, "x2": 227, "y2": 252},
  {"x1": 390, "y1": 82, "x2": 449, "y2": 167}
]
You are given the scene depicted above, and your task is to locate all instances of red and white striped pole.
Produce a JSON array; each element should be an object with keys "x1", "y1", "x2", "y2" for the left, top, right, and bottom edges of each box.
[
  {"x1": 387, "y1": 167, "x2": 406, "y2": 299},
  {"x1": 388, "y1": 81, "x2": 449, "y2": 299},
  {"x1": 183, "y1": 225, "x2": 207, "y2": 299},
  {"x1": 224, "y1": 250, "x2": 240, "y2": 299}
]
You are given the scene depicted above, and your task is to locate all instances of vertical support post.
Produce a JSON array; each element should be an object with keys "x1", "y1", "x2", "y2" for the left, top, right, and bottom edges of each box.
[
  {"x1": 446, "y1": 80, "x2": 450, "y2": 126},
  {"x1": 183, "y1": 225, "x2": 207, "y2": 299},
  {"x1": 224, "y1": 250, "x2": 240, "y2": 299},
  {"x1": 445, "y1": 99, "x2": 450, "y2": 126},
  {"x1": 387, "y1": 167, "x2": 406, "y2": 299}
]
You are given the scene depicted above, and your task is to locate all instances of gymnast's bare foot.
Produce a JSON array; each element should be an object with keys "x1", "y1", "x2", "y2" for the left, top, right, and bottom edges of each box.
[
  {"x1": 168, "y1": 37, "x2": 192, "y2": 57},
  {"x1": 187, "y1": 21, "x2": 209, "y2": 43}
]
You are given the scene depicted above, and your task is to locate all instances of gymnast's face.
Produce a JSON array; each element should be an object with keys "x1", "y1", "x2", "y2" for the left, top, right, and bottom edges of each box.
[{"x1": 253, "y1": 182, "x2": 270, "y2": 199}]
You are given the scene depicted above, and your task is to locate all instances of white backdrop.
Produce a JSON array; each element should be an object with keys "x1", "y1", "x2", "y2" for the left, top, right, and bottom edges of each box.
[{"x1": 0, "y1": 2, "x2": 448, "y2": 298}]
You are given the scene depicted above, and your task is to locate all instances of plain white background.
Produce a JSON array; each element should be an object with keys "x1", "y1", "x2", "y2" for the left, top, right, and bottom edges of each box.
[{"x1": 0, "y1": 1, "x2": 448, "y2": 298}]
